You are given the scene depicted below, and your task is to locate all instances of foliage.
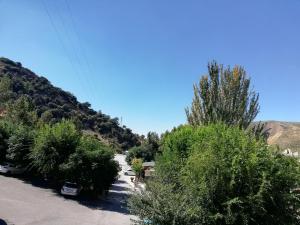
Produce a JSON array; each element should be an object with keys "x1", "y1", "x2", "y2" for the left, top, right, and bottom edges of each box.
[
  {"x1": 131, "y1": 158, "x2": 143, "y2": 177},
  {"x1": 0, "y1": 57, "x2": 141, "y2": 150},
  {"x1": 126, "y1": 132, "x2": 160, "y2": 164},
  {"x1": 30, "y1": 120, "x2": 80, "y2": 177},
  {"x1": 0, "y1": 75, "x2": 14, "y2": 108},
  {"x1": 129, "y1": 124, "x2": 300, "y2": 225},
  {"x1": 61, "y1": 135, "x2": 119, "y2": 193},
  {"x1": 29, "y1": 120, "x2": 118, "y2": 193},
  {"x1": 7, "y1": 125, "x2": 35, "y2": 167},
  {"x1": 6, "y1": 95, "x2": 38, "y2": 127},
  {"x1": 185, "y1": 61, "x2": 260, "y2": 130},
  {"x1": 0, "y1": 120, "x2": 16, "y2": 162}
]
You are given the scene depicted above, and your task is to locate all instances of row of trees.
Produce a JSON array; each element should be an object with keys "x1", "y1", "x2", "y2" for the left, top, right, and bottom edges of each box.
[
  {"x1": 129, "y1": 62, "x2": 300, "y2": 225},
  {"x1": 0, "y1": 96, "x2": 119, "y2": 194},
  {"x1": 126, "y1": 132, "x2": 160, "y2": 164}
]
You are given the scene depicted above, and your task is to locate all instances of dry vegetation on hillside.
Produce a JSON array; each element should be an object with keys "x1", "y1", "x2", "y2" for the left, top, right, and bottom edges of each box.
[{"x1": 265, "y1": 121, "x2": 300, "y2": 152}]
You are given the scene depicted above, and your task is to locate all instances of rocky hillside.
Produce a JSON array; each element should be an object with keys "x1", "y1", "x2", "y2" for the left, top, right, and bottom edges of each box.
[
  {"x1": 264, "y1": 121, "x2": 300, "y2": 152},
  {"x1": 0, "y1": 57, "x2": 140, "y2": 150}
]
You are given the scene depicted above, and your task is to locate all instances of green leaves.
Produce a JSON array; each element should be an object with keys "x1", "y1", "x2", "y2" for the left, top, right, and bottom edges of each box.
[
  {"x1": 7, "y1": 125, "x2": 34, "y2": 167},
  {"x1": 126, "y1": 132, "x2": 160, "y2": 164},
  {"x1": 186, "y1": 61, "x2": 260, "y2": 131},
  {"x1": 30, "y1": 120, "x2": 80, "y2": 176},
  {"x1": 129, "y1": 124, "x2": 300, "y2": 225},
  {"x1": 30, "y1": 120, "x2": 118, "y2": 193}
]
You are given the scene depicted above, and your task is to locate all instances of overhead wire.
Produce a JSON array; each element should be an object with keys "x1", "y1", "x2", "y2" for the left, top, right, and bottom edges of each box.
[
  {"x1": 41, "y1": 0, "x2": 92, "y2": 102},
  {"x1": 63, "y1": 0, "x2": 99, "y2": 102},
  {"x1": 51, "y1": 1, "x2": 96, "y2": 100}
]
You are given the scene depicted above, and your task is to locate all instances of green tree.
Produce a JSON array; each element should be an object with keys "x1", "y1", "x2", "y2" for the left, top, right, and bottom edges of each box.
[
  {"x1": 131, "y1": 158, "x2": 143, "y2": 179},
  {"x1": 126, "y1": 132, "x2": 160, "y2": 164},
  {"x1": 40, "y1": 110, "x2": 54, "y2": 124},
  {"x1": 6, "y1": 95, "x2": 38, "y2": 127},
  {"x1": 61, "y1": 135, "x2": 119, "y2": 193},
  {"x1": 185, "y1": 62, "x2": 259, "y2": 130},
  {"x1": 30, "y1": 120, "x2": 80, "y2": 178},
  {"x1": 0, "y1": 75, "x2": 14, "y2": 108},
  {"x1": 0, "y1": 120, "x2": 15, "y2": 163},
  {"x1": 6, "y1": 125, "x2": 35, "y2": 167},
  {"x1": 129, "y1": 124, "x2": 300, "y2": 225}
]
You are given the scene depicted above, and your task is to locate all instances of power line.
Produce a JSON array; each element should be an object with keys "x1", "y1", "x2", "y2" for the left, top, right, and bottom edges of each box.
[
  {"x1": 41, "y1": 0, "x2": 90, "y2": 100},
  {"x1": 51, "y1": 1, "x2": 93, "y2": 98},
  {"x1": 63, "y1": 0, "x2": 99, "y2": 101}
]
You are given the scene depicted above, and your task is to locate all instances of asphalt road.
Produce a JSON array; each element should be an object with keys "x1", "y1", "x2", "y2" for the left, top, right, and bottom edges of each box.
[{"x1": 0, "y1": 154, "x2": 135, "y2": 225}]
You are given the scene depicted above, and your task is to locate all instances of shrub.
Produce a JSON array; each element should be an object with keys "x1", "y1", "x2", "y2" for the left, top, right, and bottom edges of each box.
[
  {"x1": 61, "y1": 135, "x2": 119, "y2": 193},
  {"x1": 7, "y1": 125, "x2": 35, "y2": 167},
  {"x1": 126, "y1": 132, "x2": 160, "y2": 164},
  {"x1": 129, "y1": 124, "x2": 300, "y2": 225},
  {"x1": 131, "y1": 158, "x2": 143, "y2": 178},
  {"x1": 30, "y1": 120, "x2": 80, "y2": 178}
]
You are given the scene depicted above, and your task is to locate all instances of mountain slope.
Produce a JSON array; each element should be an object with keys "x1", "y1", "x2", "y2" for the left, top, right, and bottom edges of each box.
[
  {"x1": 0, "y1": 57, "x2": 140, "y2": 150},
  {"x1": 264, "y1": 121, "x2": 300, "y2": 152}
]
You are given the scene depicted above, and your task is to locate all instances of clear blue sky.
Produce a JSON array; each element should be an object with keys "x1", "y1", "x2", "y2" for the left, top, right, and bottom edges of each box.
[{"x1": 0, "y1": 0, "x2": 300, "y2": 134}]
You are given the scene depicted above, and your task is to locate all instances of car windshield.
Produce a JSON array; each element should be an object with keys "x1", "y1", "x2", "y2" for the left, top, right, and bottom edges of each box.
[{"x1": 64, "y1": 183, "x2": 78, "y2": 188}]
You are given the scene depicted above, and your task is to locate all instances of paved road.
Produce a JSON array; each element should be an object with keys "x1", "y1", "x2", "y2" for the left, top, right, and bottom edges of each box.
[{"x1": 0, "y1": 154, "x2": 135, "y2": 225}]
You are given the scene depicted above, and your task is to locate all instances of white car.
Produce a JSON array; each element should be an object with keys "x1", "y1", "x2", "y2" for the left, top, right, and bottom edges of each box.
[
  {"x1": 61, "y1": 182, "x2": 81, "y2": 196},
  {"x1": 124, "y1": 168, "x2": 135, "y2": 176},
  {"x1": 0, "y1": 162, "x2": 25, "y2": 175}
]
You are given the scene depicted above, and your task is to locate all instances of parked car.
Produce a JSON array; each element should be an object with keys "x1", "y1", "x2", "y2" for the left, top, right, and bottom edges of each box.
[
  {"x1": 60, "y1": 182, "x2": 82, "y2": 196},
  {"x1": 0, "y1": 162, "x2": 25, "y2": 175},
  {"x1": 124, "y1": 168, "x2": 135, "y2": 176}
]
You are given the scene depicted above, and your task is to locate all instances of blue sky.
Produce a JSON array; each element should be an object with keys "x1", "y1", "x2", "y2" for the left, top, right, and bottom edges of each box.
[{"x1": 0, "y1": 0, "x2": 300, "y2": 134}]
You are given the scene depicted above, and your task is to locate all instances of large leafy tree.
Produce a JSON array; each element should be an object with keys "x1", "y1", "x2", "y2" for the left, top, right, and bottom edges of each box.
[
  {"x1": 129, "y1": 124, "x2": 300, "y2": 225},
  {"x1": 185, "y1": 61, "x2": 259, "y2": 130},
  {"x1": 30, "y1": 120, "x2": 80, "y2": 177},
  {"x1": 60, "y1": 135, "x2": 119, "y2": 193}
]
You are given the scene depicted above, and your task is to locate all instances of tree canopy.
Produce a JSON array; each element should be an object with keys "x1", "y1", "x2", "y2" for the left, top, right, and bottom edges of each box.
[
  {"x1": 186, "y1": 61, "x2": 259, "y2": 130},
  {"x1": 129, "y1": 124, "x2": 300, "y2": 225}
]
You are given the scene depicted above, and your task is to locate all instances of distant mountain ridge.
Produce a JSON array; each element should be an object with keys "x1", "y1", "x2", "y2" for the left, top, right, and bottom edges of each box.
[
  {"x1": 0, "y1": 57, "x2": 140, "y2": 150},
  {"x1": 263, "y1": 121, "x2": 300, "y2": 152}
]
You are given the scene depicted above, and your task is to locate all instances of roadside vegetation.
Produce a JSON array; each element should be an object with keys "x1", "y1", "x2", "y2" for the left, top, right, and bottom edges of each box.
[
  {"x1": 129, "y1": 62, "x2": 300, "y2": 225},
  {"x1": 0, "y1": 96, "x2": 119, "y2": 195},
  {"x1": 126, "y1": 132, "x2": 160, "y2": 164}
]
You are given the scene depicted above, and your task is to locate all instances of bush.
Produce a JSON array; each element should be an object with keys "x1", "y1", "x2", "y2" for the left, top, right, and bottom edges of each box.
[
  {"x1": 126, "y1": 132, "x2": 160, "y2": 164},
  {"x1": 126, "y1": 145, "x2": 154, "y2": 164},
  {"x1": 30, "y1": 120, "x2": 80, "y2": 178},
  {"x1": 131, "y1": 158, "x2": 143, "y2": 178},
  {"x1": 0, "y1": 120, "x2": 16, "y2": 163},
  {"x1": 129, "y1": 124, "x2": 300, "y2": 225},
  {"x1": 7, "y1": 125, "x2": 35, "y2": 167},
  {"x1": 30, "y1": 120, "x2": 118, "y2": 194},
  {"x1": 61, "y1": 135, "x2": 119, "y2": 193}
]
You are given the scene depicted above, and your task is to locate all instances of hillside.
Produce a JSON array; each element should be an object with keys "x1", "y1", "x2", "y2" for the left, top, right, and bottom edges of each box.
[
  {"x1": 264, "y1": 121, "x2": 300, "y2": 152},
  {"x1": 0, "y1": 57, "x2": 140, "y2": 150}
]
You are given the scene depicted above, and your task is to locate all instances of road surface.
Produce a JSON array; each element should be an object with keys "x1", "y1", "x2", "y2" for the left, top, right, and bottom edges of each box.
[{"x1": 0, "y1": 154, "x2": 135, "y2": 225}]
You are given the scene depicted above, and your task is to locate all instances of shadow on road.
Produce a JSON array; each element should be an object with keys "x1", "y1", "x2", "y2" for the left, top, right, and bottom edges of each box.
[
  {"x1": 16, "y1": 175, "x2": 131, "y2": 215},
  {"x1": 75, "y1": 180, "x2": 131, "y2": 214}
]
